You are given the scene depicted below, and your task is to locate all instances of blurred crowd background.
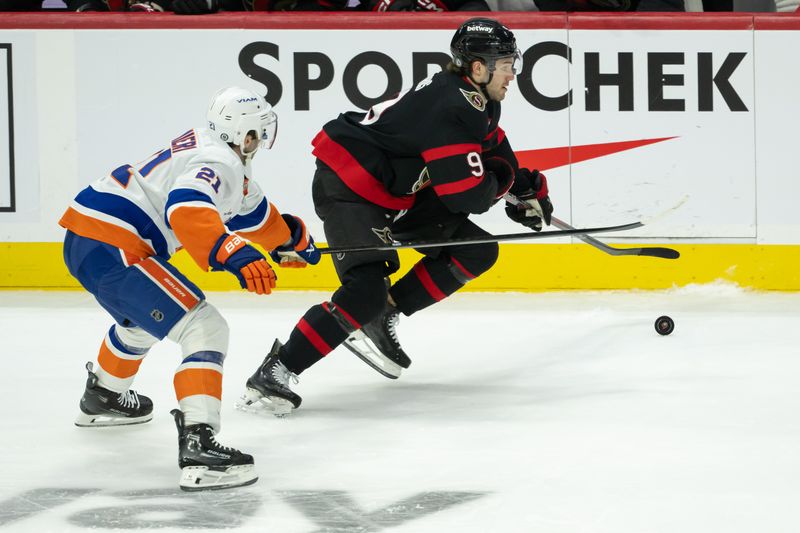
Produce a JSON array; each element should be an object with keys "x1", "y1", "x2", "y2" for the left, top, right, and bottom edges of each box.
[{"x1": 0, "y1": 0, "x2": 798, "y2": 14}]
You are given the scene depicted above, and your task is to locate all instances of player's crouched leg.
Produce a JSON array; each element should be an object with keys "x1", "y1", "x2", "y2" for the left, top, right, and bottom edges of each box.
[
  {"x1": 391, "y1": 236, "x2": 499, "y2": 317},
  {"x1": 166, "y1": 302, "x2": 258, "y2": 491},
  {"x1": 239, "y1": 262, "x2": 393, "y2": 413},
  {"x1": 338, "y1": 268, "x2": 411, "y2": 378}
]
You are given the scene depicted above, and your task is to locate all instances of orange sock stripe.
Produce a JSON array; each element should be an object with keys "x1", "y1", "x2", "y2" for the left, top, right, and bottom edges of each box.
[
  {"x1": 174, "y1": 368, "x2": 223, "y2": 401},
  {"x1": 97, "y1": 341, "x2": 144, "y2": 379}
]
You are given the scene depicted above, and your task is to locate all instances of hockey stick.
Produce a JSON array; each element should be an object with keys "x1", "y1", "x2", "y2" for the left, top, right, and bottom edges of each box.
[
  {"x1": 550, "y1": 216, "x2": 679, "y2": 259},
  {"x1": 317, "y1": 220, "x2": 645, "y2": 255},
  {"x1": 504, "y1": 194, "x2": 682, "y2": 260}
]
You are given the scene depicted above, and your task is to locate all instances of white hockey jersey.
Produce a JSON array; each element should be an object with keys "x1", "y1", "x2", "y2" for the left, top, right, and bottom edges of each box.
[{"x1": 60, "y1": 128, "x2": 291, "y2": 269}]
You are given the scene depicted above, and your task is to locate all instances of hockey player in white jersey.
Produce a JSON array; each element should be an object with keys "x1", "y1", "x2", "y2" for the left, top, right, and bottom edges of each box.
[{"x1": 59, "y1": 86, "x2": 320, "y2": 491}]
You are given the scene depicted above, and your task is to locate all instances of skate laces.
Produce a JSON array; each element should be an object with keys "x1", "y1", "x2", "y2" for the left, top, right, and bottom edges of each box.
[
  {"x1": 270, "y1": 360, "x2": 299, "y2": 387},
  {"x1": 117, "y1": 390, "x2": 140, "y2": 409},
  {"x1": 206, "y1": 430, "x2": 236, "y2": 453},
  {"x1": 385, "y1": 311, "x2": 400, "y2": 344}
]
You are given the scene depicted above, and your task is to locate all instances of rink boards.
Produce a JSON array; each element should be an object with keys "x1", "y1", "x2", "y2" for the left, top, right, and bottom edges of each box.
[{"x1": 0, "y1": 13, "x2": 799, "y2": 290}]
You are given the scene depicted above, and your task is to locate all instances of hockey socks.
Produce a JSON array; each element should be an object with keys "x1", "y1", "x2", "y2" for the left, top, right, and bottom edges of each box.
[{"x1": 280, "y1": 302, "x2": 357, "y2": 374}]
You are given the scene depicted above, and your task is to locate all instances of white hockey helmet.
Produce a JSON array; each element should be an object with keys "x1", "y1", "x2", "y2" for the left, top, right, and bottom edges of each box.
[{"x1": 207, "y1": 87, "x2": 278, "y2": 157}]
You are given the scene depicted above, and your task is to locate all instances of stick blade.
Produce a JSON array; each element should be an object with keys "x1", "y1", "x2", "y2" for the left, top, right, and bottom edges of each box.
[{"x1": 636, "y1": 247, "x2": 680, "y2": 259}]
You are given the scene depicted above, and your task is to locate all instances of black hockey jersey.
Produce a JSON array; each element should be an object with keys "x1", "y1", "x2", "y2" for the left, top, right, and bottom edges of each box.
[{"x1": 311, "y1": 70, "x2": 519, "y2": 215}]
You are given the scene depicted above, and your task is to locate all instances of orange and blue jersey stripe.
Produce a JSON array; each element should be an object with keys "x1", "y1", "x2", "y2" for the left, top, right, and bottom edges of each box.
[
  {"x1": 227, "y1": 197, "x2": 268, "y2": 232},
  {"x1": 235, "y1": 201, "x2": 292, "y2": 251},
  {"x1": 60, "y1": 187, "x2": 169, "y2": 258},
  {"x1": 164, "y1": 188, "x2": 217, "y2": 227}
]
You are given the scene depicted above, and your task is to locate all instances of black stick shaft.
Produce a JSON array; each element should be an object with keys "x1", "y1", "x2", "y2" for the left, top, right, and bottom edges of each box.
[{"x1": 317, "y1": 221, "x2": 643, "y2": 255}]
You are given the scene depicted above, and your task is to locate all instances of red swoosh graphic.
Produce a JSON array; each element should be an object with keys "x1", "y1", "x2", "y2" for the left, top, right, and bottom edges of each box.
[{"x1": 515, "y1": 137, "x2": 677, "y2": 171}]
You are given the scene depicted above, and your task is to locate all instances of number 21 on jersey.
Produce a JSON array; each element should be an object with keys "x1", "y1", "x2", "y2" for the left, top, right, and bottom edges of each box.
[{"x1": 194, "y1": 167, "x2": 221, "y2": 193}]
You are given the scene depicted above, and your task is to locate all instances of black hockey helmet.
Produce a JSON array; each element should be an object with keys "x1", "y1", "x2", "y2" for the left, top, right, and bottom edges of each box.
[{"x1": 450, "y1": 18, "x2": 521, "y2": 74}]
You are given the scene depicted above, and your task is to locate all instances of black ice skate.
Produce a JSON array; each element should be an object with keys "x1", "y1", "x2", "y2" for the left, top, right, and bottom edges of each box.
[
  {"x1": 171, "y1": 409, "x2": 258, "y2": 492},
  {"x1": 74, "y1": 362, "x2": 153, "y2": 427},
  {"x1": 236, "y1": 339, "x2": 301, "y2": 417},
  {"x1": 343, "y1": 303, "x2": 411, "y2": 380}
]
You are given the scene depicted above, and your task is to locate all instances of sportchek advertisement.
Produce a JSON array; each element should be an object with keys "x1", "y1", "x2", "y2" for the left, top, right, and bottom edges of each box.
[{"x1": 0, "y1": 15, "x2": 797, "y2": 245}]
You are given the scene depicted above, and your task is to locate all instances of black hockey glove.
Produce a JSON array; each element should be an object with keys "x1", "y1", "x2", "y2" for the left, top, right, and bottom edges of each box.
[
  {"x1": 484, "y1": 157, "x2": 515, "y2": 202},
  {"x1": 505, "y1": 169, "x2": 553, "y2": 231},
  {"x1": 173, "y1": 0, "x2": 218, "y2": 13}
]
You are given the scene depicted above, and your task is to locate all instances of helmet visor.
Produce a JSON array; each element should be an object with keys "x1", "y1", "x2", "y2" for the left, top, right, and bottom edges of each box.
[
  {"x1": 259, "y1": 111, "x2": 278, "y2": 150},
  {"x1": 493, "y1": 50, "x2": 523, "y2": 75}
]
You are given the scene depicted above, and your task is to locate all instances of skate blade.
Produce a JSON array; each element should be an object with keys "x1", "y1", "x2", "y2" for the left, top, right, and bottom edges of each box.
[
  {"x1": 342, "y1": 333, "x2": 402, "y2": 379},
  {"x1": 234, "y1": 388, "x2": 294, "y2": 418},
  {"x1": 179, "y1": 465, "x2": 258, "y2": 492},
  {"x1": 75, "y1": 411, "x2": 153, "y2": 428}
]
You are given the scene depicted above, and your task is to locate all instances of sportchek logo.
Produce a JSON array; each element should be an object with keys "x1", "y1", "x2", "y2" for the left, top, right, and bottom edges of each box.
[{"x1": 239, "y1": 41, "x2": 750, "y2": 113}]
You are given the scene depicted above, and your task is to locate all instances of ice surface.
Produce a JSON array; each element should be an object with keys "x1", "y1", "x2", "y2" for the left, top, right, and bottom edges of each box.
[{"x1": 1, "y1": 285, "x2": 799, "y2": 532}]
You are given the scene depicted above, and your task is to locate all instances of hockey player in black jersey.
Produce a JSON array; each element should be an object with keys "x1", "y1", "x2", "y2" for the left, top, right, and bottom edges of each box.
[{"x1": 240, "y1": 18, "x2": 554, "y2": 415}]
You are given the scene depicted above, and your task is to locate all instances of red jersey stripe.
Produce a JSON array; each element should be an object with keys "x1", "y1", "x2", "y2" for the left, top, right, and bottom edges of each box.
[
  {"x1": 484, "y1": 128, "x2": 506, "y2": 145},
  {"x1": 421, "y1": 143, "x2": 481, "y2": 162},
  {"x1": 312, "y1": 130, "x2": 414, "y2": 211},
  {"x1": 433, "y1": 175, "x2": 485, "y2": 196}
]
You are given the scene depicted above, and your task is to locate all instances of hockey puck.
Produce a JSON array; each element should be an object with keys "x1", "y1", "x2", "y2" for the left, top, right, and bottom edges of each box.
[{"x1": 655, "y1": 315, "x2": 674, "y2": 336}]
